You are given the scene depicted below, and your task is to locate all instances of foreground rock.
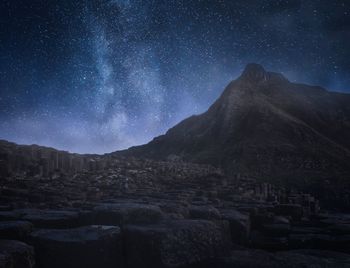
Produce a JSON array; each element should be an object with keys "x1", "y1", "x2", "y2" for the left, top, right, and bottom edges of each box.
[
  {"x1": 220, "y1": 209, "x2": 251, "y2": 245},
  {"x1": 274, "y1": 204, "x2": 303, "y2": 221},
  {"x1": 212, "y1": 249, "x2": 350, "y2": 268},
  {"x1": 93, "y1": 202, "x2": 164, "y2": 226},
  {"x1": 29, "y1": 225, "x2": 122, "y2": 268},
  {"x1": 0, "y1": 240, "x2": 35, "y2": 268},
  {"x1": 0, "y1": 221, "x2": 33, "y2": 241},
  {"x1": 124, "y1": 219, "x2": 230, "y2": 268},
  {"x1": 19, "y1": 209, "x2": 80, "y2": 229},
  {"x1": 0, "y1": 209, "x2": 80, "y2": 229}
]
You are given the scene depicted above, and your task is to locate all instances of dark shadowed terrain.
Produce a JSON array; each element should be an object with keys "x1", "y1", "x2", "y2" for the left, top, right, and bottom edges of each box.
[
  {"x1": 117, "y1": 64, "x2": 350, "y2": 210},
  {"x1": 1, "y1": 65, "x2": 350, "y2": 267}
]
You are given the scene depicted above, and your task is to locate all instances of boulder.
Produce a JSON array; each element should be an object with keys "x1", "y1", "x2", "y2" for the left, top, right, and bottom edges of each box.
[
  {"x1": 124, "y1": 219, "x2": 230, "y2": 268},
  {"x1": 158, "y1": 202, "x2": 189, "y2": 219},
  {"x1": 273, "y1": 216, "x2": 290, "y2": 224},
  {"x1": 0, "y1": 211, "x2": 21, "y2": 222},
  {"x1": 93, "y1": 202, "x2": 164, "y2": 226},
  {"x1": 188, "y1": 205, "x2": 221, "y2": 220},
  {"x1": 0, "y1": 240, "x2": 35, "y2": 268},
  {"x1": 250, "y1": 231, "x2": 288, "y2": 250},
  {"x1": 274, "y1": 204, "x2": 303, "y2": 221},
  {"x1": 261, "y1": 223, "x2": 290, "y2": 237},
  {"x1": 0, "y1": 221, "x2": 33, "y2": 241},
  {"x1": 220, "y1": 209, "x2": 250, "y2": 245},
  {"x1": 250, "y1": 212, "x2": 274, "y2": 229},
  {"x1": 29, "y1": 225, "x2": 122, "y2": 268}
]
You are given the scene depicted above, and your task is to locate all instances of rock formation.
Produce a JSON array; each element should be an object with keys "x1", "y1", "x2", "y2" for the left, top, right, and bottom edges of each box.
[
  {"x1": 1, "y1": 64, "x2": 350, "y2": 267},
  {"x1": 116, "y1": 64, "x2": 350, "y2": 208}
]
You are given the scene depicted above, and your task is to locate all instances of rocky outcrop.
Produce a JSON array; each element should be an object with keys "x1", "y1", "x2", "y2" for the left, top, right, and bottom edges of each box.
[
  {"x1": 115, "y1": 64, "x2": 350, "y2": 209},
  {"x1": 0, "y1": 139, "x2": 349, "y2": 266},
  {"x1": 0, "y1": 240, "x2": 35, "y2": 268},
  {"x1": 0, "y1": 221, "x2": 33, "y2": 241},
  {"x1": 28, "y1": 226, "x2": 122, "y2": 268},
  {"x1": 93, "y1": 202, "x2": 164, "y2": 226},
  {"x1": 212, "y1": 249, "x2": 350, "y2": 268},
  {"x1": 124, "y1": 220, "x2": 230, "y2": 268}
]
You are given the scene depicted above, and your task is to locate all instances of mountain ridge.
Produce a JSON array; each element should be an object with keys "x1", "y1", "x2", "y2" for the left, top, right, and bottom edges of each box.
[{"x1": 114, "y1": 64, "x2": 350, "y2": 206}]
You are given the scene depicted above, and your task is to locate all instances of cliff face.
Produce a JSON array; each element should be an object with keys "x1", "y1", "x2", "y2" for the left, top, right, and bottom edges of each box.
[{"x1": 116, "y1": 64, "x2": 350, "y2": 205}]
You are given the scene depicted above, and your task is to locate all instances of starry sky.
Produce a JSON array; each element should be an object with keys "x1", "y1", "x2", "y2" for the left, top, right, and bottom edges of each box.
[{"x1": 0, "y1": 0, "x2": 349, "y2": 153}]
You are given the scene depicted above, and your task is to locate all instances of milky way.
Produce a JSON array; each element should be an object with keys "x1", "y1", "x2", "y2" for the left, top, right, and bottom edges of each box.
[{"x1": 0, "y1": 1, "x2": 349, "y2": 153}]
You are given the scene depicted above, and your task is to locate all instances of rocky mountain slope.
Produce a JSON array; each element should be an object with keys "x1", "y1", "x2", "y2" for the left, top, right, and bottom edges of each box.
[{"x1": 116, "y1": 64, "x2": 350, "y2": 207}]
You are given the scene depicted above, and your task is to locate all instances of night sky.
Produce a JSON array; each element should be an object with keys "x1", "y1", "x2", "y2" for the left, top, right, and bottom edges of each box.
[{"x1": 1, "y1": 0, "x2": 349, "y2": 153}]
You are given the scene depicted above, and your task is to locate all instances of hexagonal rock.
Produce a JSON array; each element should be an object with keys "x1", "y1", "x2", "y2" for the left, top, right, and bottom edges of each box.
[
  {"x1": 0, "y1": 240, "x2": 35, "y2": 268},
  {"x1": 19, "y1": 209, "x2": 80, "y2": 229},
  {"x1": 29, "y1": 225, "x2": 122, "y2": 268},
  {"x1": 0, "y1": 221, "x2": 33, "y2": 241},
  {"x1": 124, "y1": 219, "x2": 230, "y2": 268},
  {"x1": 93, "y1": 202, "x2": 164, "y2": 226},
  {"x1": 210, "y1": 249, "x2": 350, "y2": 268},
  {"x1": 274, "y1": 204, "x2": 303, "y2": 221},
  {"x1": 0, "y1": 211, "x2": 21, "y2": 222},
  {"x1": 288, "y1": 233, "x2": 350, "y2": 252},
  {"x1": 250, "y1": 231, "x2": 288, "y2": 251},
  {"x1": 220, "y1": 209, "x2": 250, "y2": 245},
  {"x1": 188, "y1": 205, "x2": 221, "y2": 220}
]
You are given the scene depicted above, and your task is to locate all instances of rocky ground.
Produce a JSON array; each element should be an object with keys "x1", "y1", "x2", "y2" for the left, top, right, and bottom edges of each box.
[{"x1": 0, "y1": 157, "x2": 350, "y2": 267}]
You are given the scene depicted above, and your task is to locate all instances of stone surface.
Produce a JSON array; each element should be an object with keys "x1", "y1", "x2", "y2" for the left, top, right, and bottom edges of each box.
[
  {"x1": 124, "y1": 219, "x2": 230, "y2": 268},
  {"x1": 274, "y1": 204, "x2": 303, "y2": 221},
  {"x1": 0, "y1": 240, "x2": 35, "y2": 268},
  {"x1": 93, "y1": 202, "x2": 164, "y2": 226},
  {"x1": 211, "y1": 249, "x2": 350, "y2": 268},
  {"x1": 29, "y1": 225, "x2": 122, "y2": 268},
  {"x1": 0, "y1": 221, "x2": 33, "y2": 241},
  {"x1": 250, "y1": 231, "x2": 288, "y2": 251},
  {"x1": 1, "y1": 132, "x2": 349, "y2": 266},
  {"x1": 188, "y1": 205, "x2": 221, "y2": 220},
  {"x1": 220, "y1": 209, "x2": 250, "y2": 245},
  {"x1": 289, "y1": 233, "x2": 350, "y2": 253},
  {"x1": 19, "y1": 209, "x2": 80, "y2": 229}
]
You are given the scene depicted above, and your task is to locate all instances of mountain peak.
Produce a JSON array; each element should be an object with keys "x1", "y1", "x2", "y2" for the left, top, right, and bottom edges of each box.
[{"x1": 240, "y1": 63, "x2": 268, "y2": 83}]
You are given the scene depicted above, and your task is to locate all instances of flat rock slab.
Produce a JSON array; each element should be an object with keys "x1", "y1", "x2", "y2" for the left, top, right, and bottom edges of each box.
[
  {"x1": 124, "y1": 219, "x2": 230, "y2": 268},
  {"x1": 0, "y1": 240, "x2": 35, "y2": 268},
  {"x1": 274, "y1": 204, "x2": 303, "y2": 221},
  {"x1": 93, "y1": 202, "x2": 164, "y2": 225},
  {"x1": 188, "y1": 205, "x2": 221, "y2": 220},
  {"x1": 261, "y1": 223, "x2": 291, "y2": 237},
  {"x1": 0, "y1": 221, "x2": 33, "y2": 241},
  {"x1": 327, "y1": 224, "x2": 350, "y2": 235},
  {"x1": 250, "y1": 231, "x2": 288, "y2": 251},
  {"x1": 0, "y1": 211, "x2": 21, "y2": 222},
  {"x1": 289, "y1": 233, "x2": 350, "y2": 253},
  {"x1": 212, "y1": 249, "x2": 350, "y2": 268},
  {"x1": 19, "y1": 209, "x2": 80, "y2": 229},
  {"x1": 29, "y1": 225, "x2": 122, "y2": 268},
  {"x1": 0, "y1": 209, "x2": 80, "y2": 229}
]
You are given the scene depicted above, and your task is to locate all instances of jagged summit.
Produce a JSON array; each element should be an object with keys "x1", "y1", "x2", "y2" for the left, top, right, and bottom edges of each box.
[
  {"x1": 238, "y1": 63, "x2": 288, "y2": 84},
  {"x1": 240, "y1": 63, "x2": 268, "y2": 82}
]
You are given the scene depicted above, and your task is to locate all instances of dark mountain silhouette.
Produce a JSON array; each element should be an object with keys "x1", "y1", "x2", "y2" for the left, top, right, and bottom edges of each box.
[{"x1": 116, "y1": 64, "x2": 350, "y2": 207}]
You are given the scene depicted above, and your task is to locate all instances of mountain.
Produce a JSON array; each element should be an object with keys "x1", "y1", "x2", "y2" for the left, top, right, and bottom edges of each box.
[{"x1": 116, "y1": 64, "x2": 350, "y2": 207}]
